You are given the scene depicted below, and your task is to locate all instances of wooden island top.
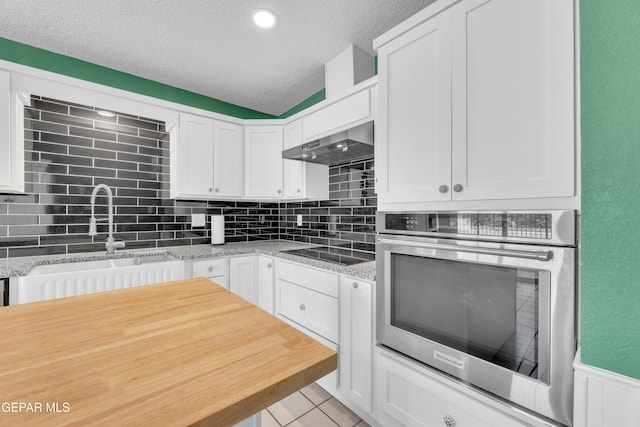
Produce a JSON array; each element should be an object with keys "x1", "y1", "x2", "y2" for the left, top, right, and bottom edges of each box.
[{"x1": 0, "y1": 277, "x2": 337, "y2": 426}]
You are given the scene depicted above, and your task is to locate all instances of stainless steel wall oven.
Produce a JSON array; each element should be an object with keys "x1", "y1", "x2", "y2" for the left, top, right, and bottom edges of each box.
[{"x1": 376, "y1": 210, "x2": 576, "y2": 426}]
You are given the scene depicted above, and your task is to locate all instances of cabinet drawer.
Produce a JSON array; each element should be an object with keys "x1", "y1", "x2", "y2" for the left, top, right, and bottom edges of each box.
[
  {"x1": 192, "y1": 258, "x2": 227, "y2": 278},
  {"x1": 302, "y1": 88, "x2": 372, "y2": 141},
  {"x1": 275, "y1": 260, "x2": 339, "y2": 298},
  {"x1": 276, "y1": 279, "x2": 339, "y2": 343},
  {"x1": 376, "y1": 350, "x2": 531, "y2": 427}
]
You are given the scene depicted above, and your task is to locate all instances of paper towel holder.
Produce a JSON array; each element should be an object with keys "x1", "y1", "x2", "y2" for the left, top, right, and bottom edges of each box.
[{"x1": 210, "y1": 215, "x2": 225, "y2": 245}]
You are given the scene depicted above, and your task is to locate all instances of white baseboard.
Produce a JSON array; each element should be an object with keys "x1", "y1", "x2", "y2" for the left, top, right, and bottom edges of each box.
[{"x1": 573, "y1": 349, "x2": 640, "y2": 427}]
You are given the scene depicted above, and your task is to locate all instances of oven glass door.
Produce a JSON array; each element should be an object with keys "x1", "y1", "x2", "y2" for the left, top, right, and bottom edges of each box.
[{"x1": 390, "y1": 252, "x2": 550, "y2": 383}]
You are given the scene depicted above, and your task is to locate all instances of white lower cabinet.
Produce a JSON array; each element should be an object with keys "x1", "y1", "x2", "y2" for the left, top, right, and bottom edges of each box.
[
  {"x1": 258, "y1": 256, "x2": 275, "y2": 315},
  {"x1": 574, "y1": 352, "x2": 640, "y2": 427},
  {"x1": 274, "y1": 260, "x2": 339, "y2": 343},
  {"x1": 274, "y1": 260, "x2": 341, "y2": 395},
  {"x1": 229, "y1": 255, "x2": 275, "y2": 314},
  {"x1": 229, "y1": 255, "x2": 259, "y2": 306},
  {"x1": 190, "y1": 257, "x2": 228, "y2": 289},
  {"x1": 339, "y1": 277, "x2": 374, "y2": 413},
  {"x1": 376, "y1": 349, "x2": 532, "y2": 427}
]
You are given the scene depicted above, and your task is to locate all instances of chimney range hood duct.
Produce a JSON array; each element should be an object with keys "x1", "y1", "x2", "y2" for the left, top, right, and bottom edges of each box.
[
  {"x1": 283, "y1": 45, "x2": 375, "y2": 166},
  {"x1": 282, "y1": 121, "x2": 373, "y2": 166}
]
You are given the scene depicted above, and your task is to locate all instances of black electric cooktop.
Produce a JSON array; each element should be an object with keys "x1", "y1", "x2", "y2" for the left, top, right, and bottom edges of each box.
[{"x1": 281, "y1": 246, "x2": 373, "y2": 266}]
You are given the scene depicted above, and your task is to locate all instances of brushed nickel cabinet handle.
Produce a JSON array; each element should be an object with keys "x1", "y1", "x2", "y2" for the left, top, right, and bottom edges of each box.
[{"x1": 443, "y1": 415, "x2": 456, "y2": 427}]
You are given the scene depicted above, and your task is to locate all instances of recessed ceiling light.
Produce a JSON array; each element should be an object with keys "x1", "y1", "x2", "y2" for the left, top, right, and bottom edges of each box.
[{"x1": 253, "y1": 10, "x2": 277, "y2": 29}]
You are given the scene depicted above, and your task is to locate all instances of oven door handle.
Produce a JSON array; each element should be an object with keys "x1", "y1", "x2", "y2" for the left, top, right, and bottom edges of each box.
[{"x1": 377, "y1": 238, "x2": 553, "y2": 261}]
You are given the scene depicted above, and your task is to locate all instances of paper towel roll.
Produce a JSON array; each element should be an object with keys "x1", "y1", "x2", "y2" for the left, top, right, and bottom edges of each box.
[{"x1": 210, "y1": 215, "x2": 225, "y2": 245}]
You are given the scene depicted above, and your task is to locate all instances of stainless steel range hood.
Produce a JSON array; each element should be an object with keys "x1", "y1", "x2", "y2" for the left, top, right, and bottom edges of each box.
[
  {"x1": 282, "y1": 121, "x2": 373, "y2": 166},
  {"x1": 283, "y1": 45, "x2": 375, "y2": 166}
]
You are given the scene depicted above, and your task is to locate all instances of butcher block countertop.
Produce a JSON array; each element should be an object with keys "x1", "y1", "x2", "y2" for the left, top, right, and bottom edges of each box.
[{"x1": 0, "y1": 278, "x2": 337, "y2": 426}]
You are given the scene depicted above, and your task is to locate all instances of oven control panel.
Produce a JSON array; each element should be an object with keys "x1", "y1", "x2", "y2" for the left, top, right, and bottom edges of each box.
[
  {"x1": 377, "y1": 210, "x2": 573, "y2": 245},
  {"x1": 384, "y1": 213, "x2": 458, "y2": 234}
]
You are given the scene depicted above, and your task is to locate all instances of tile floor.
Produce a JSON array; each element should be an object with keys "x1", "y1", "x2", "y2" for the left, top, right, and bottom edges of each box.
[{"x1": 261, "y1": 383, "x2": 370, "y2": 427}]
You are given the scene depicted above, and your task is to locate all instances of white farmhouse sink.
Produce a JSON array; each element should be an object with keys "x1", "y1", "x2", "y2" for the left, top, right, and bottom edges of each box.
[
  {"x1": 28, "y1": 258, "x2": 137, "y2": 275},
  {"x1": 12, "y1": 252, "x2": 184, "y2": 305},
  {"x1": 26, "y1": 251, "x2": 174, "y2": 276}
]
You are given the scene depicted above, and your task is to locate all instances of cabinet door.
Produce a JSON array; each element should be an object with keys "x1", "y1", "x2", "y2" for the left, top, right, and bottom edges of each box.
[
  {"x1": 0, "y1": 70, "x2": 24, "y2": 193},
  {"x1": 450, "y1": 0, "x2": 574, "y2": 200},
  {"x1": 283, "y1": 120, "x2": 329, "y2": 200},
  {"x1": 283, "y1": 121, "x2": 304, "y2": 198},
  {"x1": 339, "y1": 277, "x2": 373, "y2": 412},
  {"x1": 376, "y1": 10, "x2": 452, "y2": 204},
  {"x1": 258, "y1": 256, "x2": 274, "y2": 314},
  {"x1": 178, "y1": 113, "x2": 214, "y2": 197},
  {"x1": 244, "y1": 125, "x2": 283, "y2": 198},
  {"x1": 283, "y1": 160, "x2": 304, "y2": 199},
  {"x1": 229, "y1": 256, "x2": 258, "y2": 305},
  {"x1": 213, "y1": 120, "x2": 243, "y2": 197},
  {"x1": 284, "y1": 161, "x2": 329, "y2": 200},
  {"x1": 0, "y1": 70, "x2": 11, "y2": 189},
  {"x1": 376, "y1": 350, "x2": 530, "y2": 427}
]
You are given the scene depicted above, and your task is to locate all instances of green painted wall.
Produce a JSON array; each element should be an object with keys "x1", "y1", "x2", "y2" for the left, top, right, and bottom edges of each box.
[
  {"x1": 0, "y1": 32, "x2": 376, "y2": 121},
  {"x1": 0, "y1": 37, "x2": 276, "y2": 119},
  {"x1": 580, "y1": 0, "x2": 640, "y2": 380},
  {"x1": 278, "y1": 88, "x2": 326, "y2": 119}
]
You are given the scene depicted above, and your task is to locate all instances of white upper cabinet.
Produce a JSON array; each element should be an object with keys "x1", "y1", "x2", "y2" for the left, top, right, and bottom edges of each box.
[
  {"x1": 213, "y1": 120, "x2": 244, "y2": 198},
  {"x1": 175, "y1": 113, "x2": 215, "y2": 198},
  {"x1": 0, "y1": 70, "x2": 25, "y2": 194},
  {"x1": 375, "y1": 0, "x2": 575, "y2": 206},
  {"x1": 244, "y1": 125, "x2": 283, "y2": 198},
  {"x1": 283, "y1": 119, "x2": 305, "y2": 198},
  {"x1": 302, "y1": 87, "x2": 374, "y2": 142},
  {"x1": 283, "y1": 119, "x2": 329, "y2": 200},
  {"x1": 173, "y1": 114, "x2": 244, "y2": 199},
  {"x1": 375, "y1": 10, "x2": 452, "y2": 204},
  {"x1": 450, "y1": 0, "x2": 574, "y2": 201}
]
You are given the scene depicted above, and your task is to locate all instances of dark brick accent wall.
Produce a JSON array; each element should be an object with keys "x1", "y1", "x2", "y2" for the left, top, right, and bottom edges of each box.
[
  {"x1": 279, "y1": 157, "x2": 376, "y2": 260},
  {"x1": 0, "y1": 96, "x2": 278, "y2": 258},
  {"x1": 0, "y1": 96, "x2": 376, "y2": 260}
]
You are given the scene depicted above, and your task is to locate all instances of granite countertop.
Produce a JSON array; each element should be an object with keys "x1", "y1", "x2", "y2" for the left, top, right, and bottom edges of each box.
[{"x1": 0, "y1": 240, "x2": 376, "y2": 281}]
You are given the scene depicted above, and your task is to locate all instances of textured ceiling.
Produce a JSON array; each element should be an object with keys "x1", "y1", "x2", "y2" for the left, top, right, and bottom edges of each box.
[{"x1": 0, "y1": 0, "x2": 436, "y2": 116}]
